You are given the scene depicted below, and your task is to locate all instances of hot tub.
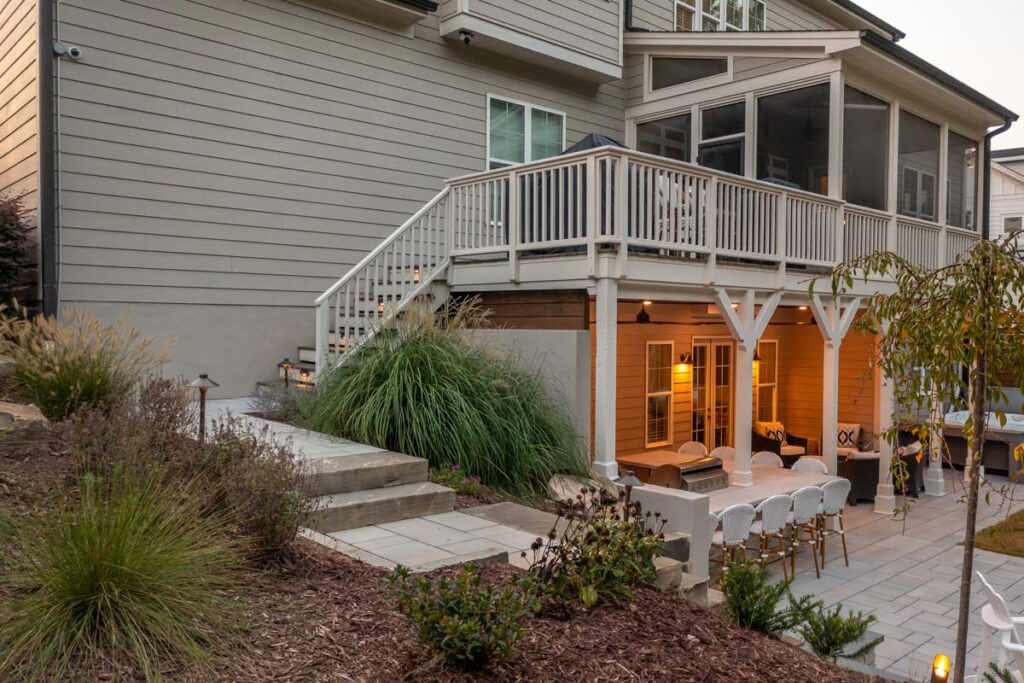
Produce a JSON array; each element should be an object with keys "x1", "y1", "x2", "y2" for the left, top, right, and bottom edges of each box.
[{"x1": 943, "y1": 411, "x2": 1024, "y2": 479}]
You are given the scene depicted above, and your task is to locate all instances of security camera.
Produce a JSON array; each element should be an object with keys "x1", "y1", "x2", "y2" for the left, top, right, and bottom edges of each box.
[
  {"x1": 459, "y1": 30, "x2": 473, "y2": 46},
  {"x1": 67, "y1": 46, "x2": 82, "y2": 60}
]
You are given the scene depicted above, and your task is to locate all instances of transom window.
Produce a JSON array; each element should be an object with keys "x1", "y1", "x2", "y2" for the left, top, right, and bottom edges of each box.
[
  {"x1": 487, "y1": 96, "x2": 565, "y2": 170},
  {"x1": 675, "y1": 0, "x2": 766, "y2": 32},
  {"x1": 651, "y1": 57, "x2": 728, "y2": 91},
  {"x1": 646, "y1": 341, "x2": 675, "y2": 447}
]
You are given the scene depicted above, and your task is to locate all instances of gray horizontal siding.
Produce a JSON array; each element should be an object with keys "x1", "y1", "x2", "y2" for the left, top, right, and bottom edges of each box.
[
  {"x1": 470, "y1": 0, "x2": 620, "y2": 64},
  {"x1": 57, "y1": 0, "x2": 625, "y2": 307},
  {"x1": 0, "y1": 0, "x2": 37, "y2": 218},
  {"x1": 630, "y1": 0, "x2": 841, "y2": 31}
]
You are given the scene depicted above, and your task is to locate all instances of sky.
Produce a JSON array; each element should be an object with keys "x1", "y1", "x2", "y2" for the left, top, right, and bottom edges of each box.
[{"x1": 853, "y1": 0, "x2": 1024, "y2": 150}]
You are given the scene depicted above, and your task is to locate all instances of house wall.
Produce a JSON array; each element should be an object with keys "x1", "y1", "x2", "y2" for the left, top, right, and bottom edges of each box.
[
  {"x1": 629, "y1": 0, "x2": 843, "y2": 31},
  {"x1": 990, "y1": 164, "x2": 1024, "y2": 241},
  {"x1": 460, "y1": 290, "x2": 589, "y2": 330},
  {"x1": 584, "y1": 301, "x2": 876, "y2": 455},
  {"x1": 54, "y1": 0, "x2": 626, "y2": 394},
  {"x1": 0, "y1": 0, "x2": 37, "y2": 235}
]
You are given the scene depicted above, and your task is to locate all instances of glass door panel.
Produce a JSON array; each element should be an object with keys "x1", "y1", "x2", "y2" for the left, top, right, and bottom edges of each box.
[
  {"x1": 691, "y1": 344, "x2": 708, "y2": 448},
  {"x1": 713, "y1": 342, "x2": 733, "y2": 448},
  {"x1": 691, "y1": 341, "x2": 733, "y2": 451}
]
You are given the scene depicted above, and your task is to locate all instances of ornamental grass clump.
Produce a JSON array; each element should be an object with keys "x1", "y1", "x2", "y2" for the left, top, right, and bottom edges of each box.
[
  {"x1": 0, "y1": 303, "x2": 165, "y2": 421},
  {"x1": 0, "y1": 468, "x2": 245, "y2": 681},
  {"x1": 301, "y1": 299, "x2": 588, "y2": 498}
]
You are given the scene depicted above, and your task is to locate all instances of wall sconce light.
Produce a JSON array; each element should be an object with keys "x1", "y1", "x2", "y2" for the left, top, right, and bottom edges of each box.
[
  {"x1": 278, "y1": 358, "x2": 294, "y2": 388},
  {"x1": 636, "y1": 300, "x2": 652, "y2": 324},
  {"x1": 798, "y1": 305, "x2": 809, "y2": 311},
  {"x1": 753, "y1": 349, "x2": 762, "y2": 371},
  {"x1": 413, "y1": 265, "x2": 421, "y2": 283},
  {"x1": 930, "y1": 653, "x2": 950, "y2": 683},
  {"x1": 678, "y1": 351, "x2": 692, "y2": 372}
]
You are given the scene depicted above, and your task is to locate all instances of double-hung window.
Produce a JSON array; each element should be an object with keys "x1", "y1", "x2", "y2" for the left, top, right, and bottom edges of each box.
[
  {"x1": 487, "y1": 96, "x2": 566, "y2": 170},
  {"x1": 646, "y1": 342, "x2": 675, "y2": 447},
  {"x1": 675, "y1": 0, "x2": 766, "y2": 31},
  {"x1": 755, "y1": 340, "x2": 778, "y2": 422}
]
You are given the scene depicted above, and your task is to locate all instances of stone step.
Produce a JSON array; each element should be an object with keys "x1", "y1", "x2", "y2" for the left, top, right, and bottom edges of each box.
[
  {"x1": 312, "y1": 451, "x2": 428, "y2": 495},
  {"x1": 312, "y1": 482, "x2": 455, "y2": 533}
]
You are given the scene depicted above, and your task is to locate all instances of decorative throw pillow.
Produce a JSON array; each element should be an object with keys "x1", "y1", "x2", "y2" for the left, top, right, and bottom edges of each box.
[
  {"x1": 755, "y1": 421, "x2": 787, "y2": 445},
  {"x1": 837, "y1": 423, "x2": 861, "y2": 449}
]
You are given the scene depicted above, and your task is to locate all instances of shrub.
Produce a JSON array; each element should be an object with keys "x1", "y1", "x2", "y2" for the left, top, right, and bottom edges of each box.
[
  {"x1": 387, "y1": 563, "x2": 538, "y2": 670},
  {"x1": 206, "y1": 416, "x2": 319, "y2": 563},
  {"x1": 719, "y1": 558, "x2": 822, "y2": 635},
  {"x1": 430, "y1": 463, "x2": 488, "y2": 498},
  {"x1": 983, "y1": 663, "x2": 1015, "y2": 683},
  {"x1": 0, "y1": 304, "x2": 165, "y2": 421},
  {"x1": 797, "y1": 603, "x2": 880, "y2": 662},
  {"x1": 0, "y1": 468, "x2": 245, "y2": 681},
  {"x1": 527, "y1": 489, "x2": 665, "y2": 611},
  {"x1": 299, "y1": 299, "x2": 588, "y2": 498},
  {"x1": 0, "y1": 195, "x2": 31, "y2": 304}
]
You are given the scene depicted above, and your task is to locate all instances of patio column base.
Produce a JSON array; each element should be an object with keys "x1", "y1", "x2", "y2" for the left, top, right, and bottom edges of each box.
[
  {"x1": 731, "y1": 468, "x2": 754, "y2": 487},
  {"x1": 591, "y1": 460, "x2": 619, "y2": 480},
  {"x1": 874, "y1": 484, "x2": 896, "y2": 514},
  {"x1": 924, "y1": 463, "x2": 947, "y2": 496}
]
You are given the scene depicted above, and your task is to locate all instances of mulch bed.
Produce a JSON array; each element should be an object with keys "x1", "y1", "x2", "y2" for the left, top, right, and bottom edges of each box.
[{"x1": 1, "y1": 438, "x2": 887, "y2": 683}]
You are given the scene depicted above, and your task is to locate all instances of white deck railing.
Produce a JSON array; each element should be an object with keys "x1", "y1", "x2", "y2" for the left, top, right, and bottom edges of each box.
[{"x1": 315, "y1": 147, "x2": 980, "y2": 370}]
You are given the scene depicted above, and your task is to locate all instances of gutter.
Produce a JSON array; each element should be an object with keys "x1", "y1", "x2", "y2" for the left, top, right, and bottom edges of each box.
[
  {"x1": 38, "y1": 0, "x2": 57, "y2": 316},
  {"x1": 983, "y1": 118, "x2": 1015, "y2": 241}
]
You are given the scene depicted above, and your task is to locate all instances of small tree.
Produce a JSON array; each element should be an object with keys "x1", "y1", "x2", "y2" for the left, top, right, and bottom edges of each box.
[
  {"x1": 826, "y1": 234, "x2": 1024, "y2": 682},
  {"x1": 0, "y1": 195, "x2": 31, "y2": 304}
]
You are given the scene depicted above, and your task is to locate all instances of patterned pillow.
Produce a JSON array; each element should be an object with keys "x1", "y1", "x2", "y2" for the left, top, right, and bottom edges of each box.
[
  {"x1": 755, "y1": 421, "x2": 787, "y2": 445},
  {"x1": 837, "y1": 423, "x2": 861, "y2": 449}
]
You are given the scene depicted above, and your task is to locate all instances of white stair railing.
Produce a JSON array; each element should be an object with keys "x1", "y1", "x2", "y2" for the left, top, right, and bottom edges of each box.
[{"x1": 314, "y1": 188, "x2": 450, "y2": 372}]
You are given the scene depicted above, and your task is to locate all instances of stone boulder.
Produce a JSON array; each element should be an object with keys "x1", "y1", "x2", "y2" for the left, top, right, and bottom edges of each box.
[
  {"x1": 0, "y1": 401, "x2": 50, "y2": 452},
  {"x1": 547, "y1": 472, "x2": 620, "y2": 504}
]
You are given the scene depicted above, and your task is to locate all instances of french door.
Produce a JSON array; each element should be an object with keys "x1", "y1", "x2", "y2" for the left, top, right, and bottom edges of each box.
[{"x1": 691, "y1": 340, "x2": 733, "y2": 451}]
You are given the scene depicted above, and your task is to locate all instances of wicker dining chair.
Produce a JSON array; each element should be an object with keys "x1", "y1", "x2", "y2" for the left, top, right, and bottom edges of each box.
[
  {"x1": 793, "y1": 457, "x2": 829, "y2": 474},
  {"x1": 818, "y1": 478, "x2": 852, "y2": 568},
  {"x1": 679, "y1": 440, "x2": 709, "y2": 456},
  {"x1": 710, "y1": 504, "x2": 756, "y2": 571},
  {"x1": 752, "y1": 451, "x2": 784, "y2": 468},
  {"x1": 790, "y1": 486, "x2": 823, "y2": 579},
  {"x1": 710, "y1": 446, "x2": 736, "y2": 462},
  {"x1": 751, "y1": 494, "x2": 792, "y2": 580}
]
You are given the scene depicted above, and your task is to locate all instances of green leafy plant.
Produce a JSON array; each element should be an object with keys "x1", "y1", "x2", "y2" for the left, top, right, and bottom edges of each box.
[
  {"x1": 206, "y1": 416, "x2": 319, "y2": 563},
  {"x1": 983, "y1": 663, "x2": 1015, "y2": 683},
  {"x1": 300, "y1": 299, "x2": 588, "y2": 498},
  {"x1": 0, "y1": 303, "x2": 166, "y2": 421},
  {"x1": 0, "y1": 468, "x2": 245, "y2": 681},
  {"x1": 0, "y1": 195, "x2": 31, "y2": 304},
  {"x1": 387, "y1": 563, "x2": 538, "y2": 670},
  {"x1": 719, "y1": 558, "x2": 821, "y2": 635},
  {"x1": 430, "y1": 463, "x2": 488, "y2": 497},
  {"x1": 797, "y1": 603, "x2": 880, "y2": 661},
  {"x1": 527, "y1": 489, "x2": 665, "y2": 611}
]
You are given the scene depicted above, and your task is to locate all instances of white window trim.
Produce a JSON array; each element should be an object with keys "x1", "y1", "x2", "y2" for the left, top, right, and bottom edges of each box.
[
  {"x1": 675, "y1": 0, "x2": 768, "y2": 32},
  {"x1": 900, "y1": 164, "x2": 937, "y2": 221},
  {"x1": 644, "y1": 54, "x2": 734, "y2": 103},
  {"x1": 645, "y1": 340, "x2": 675, "y2": 448},
  {"x1": 754, "y1": 339, "x2": 778, "y2": 422},
  {"x1": 485, "y1": 94, "x2": 566, "y2": 171}
]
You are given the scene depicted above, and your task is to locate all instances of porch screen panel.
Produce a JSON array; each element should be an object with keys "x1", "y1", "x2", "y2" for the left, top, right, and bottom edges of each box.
[
  {"x1": 756, "y1": 84, "x2": 830, "y2": 195},
  {"x1": 898, "y1": 111, "x2": 940, "y2": 221},
  {"x1": 637, "y1": 113, "x2": 692, "y2": 162},
  {"x1": 947, "y1": 131, "x2": 978, "y2": 230},
  {"x1": 646, "y1": 342, "x2": 674, "y2": 447},
  {"x1": 699, "y1": 102, "x2": 745, "y2": 175},
  {"x1": 843, "y1": 87, "x2": 889, "y2": 211}
]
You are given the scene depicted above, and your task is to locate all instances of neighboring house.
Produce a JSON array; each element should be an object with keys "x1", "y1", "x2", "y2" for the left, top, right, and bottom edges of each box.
[
  {"x1": 991, "y1": 148, "x2": 1024, "y2": 245},
  {"x1": 0, "y1": 0, "x2": 1016, "y2": 506}
]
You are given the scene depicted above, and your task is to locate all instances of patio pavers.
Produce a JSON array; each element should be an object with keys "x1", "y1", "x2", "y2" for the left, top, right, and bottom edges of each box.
[{"x1": 776, "y1": 468, "x2": 1024, "y2": 678}]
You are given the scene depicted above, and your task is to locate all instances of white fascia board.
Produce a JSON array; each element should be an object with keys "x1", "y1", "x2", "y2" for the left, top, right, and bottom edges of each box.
[
  {"x1": 623, "y1": 30, "x2": 864, "y2": 57},
  {"x1": 994, "y1": 162, "x2": 1024, "y2": 186}
]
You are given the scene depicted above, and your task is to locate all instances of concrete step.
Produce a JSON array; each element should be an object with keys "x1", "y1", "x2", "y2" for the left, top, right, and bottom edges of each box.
[
  {"x1": 312, "y1": 451, "x2": 428, "y2": 495},
  {"x1": 312, "y1": 482, "x2": 455, "y2": 533}
]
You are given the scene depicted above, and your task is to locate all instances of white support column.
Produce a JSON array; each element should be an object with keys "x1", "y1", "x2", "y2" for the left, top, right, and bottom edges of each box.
[
  {"x1": 810, "y1": 294, "x2": 861, "y2": 475},
  {"x1": 717, "y1": 288, "x2": 781, "y2": 487},
  {"x1": 925, "y1": 384, "x2": 948, "y2": 496},
  {"x1": 874, "y1": 362, "x2": 897, "y2": 514},
  {"x1": 593, "y1": 277, "x2": 619, "y2": 479}
]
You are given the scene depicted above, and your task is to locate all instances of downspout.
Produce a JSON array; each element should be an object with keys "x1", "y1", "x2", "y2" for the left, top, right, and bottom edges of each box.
[
  {"x1": 983, "y1": 116, "x2": 1015, "y2": 240},
  {"x1": 38, "y1": 0, "x2": 57, "y2": 315}
]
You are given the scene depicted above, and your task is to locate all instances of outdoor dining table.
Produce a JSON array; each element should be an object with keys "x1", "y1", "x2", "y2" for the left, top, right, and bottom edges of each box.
[
  {"x1": 707, "y1": 462, "x2": 837, "y2": 513},
  {"x1": 615, "y1": 450, "x2": 716, "y2": 482}
]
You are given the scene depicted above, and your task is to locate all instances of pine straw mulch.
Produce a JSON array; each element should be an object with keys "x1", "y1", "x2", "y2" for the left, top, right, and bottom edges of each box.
[{"x1": 192, "y1": 542, "x2": 886, "y2": 683}]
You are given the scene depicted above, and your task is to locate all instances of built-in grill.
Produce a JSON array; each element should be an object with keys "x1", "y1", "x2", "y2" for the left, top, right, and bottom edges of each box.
[{"x1": 616, "y1": 451, "x2": 729, "y2": 494}]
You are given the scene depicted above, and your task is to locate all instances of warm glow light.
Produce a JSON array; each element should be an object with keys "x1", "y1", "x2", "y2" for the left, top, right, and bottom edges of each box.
[
  {"x1": 931, "y1": 654, "x2": 950, "y2": 683},
  {"x1": 798, "y1": 305, "x2": 809, "y2": 311},
  {"x1": 643, "y1": 300, "x2": 654, "y2": 306},
  {"x1": 731, "y1": 303, "x2": 739, "y2": 309}
]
